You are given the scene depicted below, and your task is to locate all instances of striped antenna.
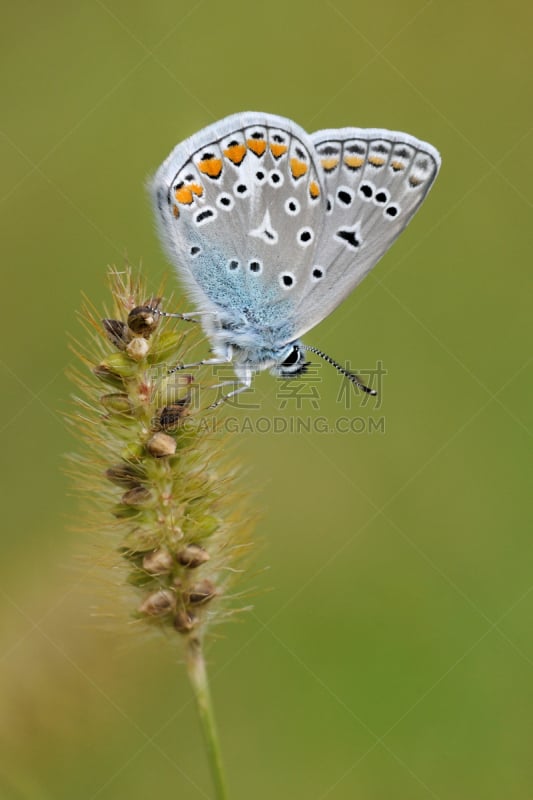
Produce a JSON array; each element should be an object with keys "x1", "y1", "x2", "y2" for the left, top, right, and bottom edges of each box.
[{"x1": 301, "y1": 345, "x2": 377, "y2": 395}]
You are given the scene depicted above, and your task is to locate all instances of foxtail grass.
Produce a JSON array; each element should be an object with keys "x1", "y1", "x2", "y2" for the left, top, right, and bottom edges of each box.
[{"x1": 66, "y1": 267, "x2": 255, "y2": 799}]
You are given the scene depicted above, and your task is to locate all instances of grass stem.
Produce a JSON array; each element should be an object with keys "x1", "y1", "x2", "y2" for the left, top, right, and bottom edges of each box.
[{"x1": 185, "y1": 636, "x2": 229, "y2": 800}]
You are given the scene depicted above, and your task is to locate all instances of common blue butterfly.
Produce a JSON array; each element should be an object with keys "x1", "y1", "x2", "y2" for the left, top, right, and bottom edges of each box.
[{"x1": 151, "y1": 112, "x2": 440, "y2": 405}]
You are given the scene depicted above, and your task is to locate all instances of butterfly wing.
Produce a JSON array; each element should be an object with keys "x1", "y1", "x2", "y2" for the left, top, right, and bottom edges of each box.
[
  {"x1": 151, "y1": 112, "x2": 327, "y2": 340},
  {"x1": 288, "y1": 128, "x2": 441, "y2": 339}
]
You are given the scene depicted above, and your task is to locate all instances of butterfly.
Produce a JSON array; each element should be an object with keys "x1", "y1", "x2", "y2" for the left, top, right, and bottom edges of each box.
[{"x1": 151, "y1": 112, "x2": 440, "y2": 405}]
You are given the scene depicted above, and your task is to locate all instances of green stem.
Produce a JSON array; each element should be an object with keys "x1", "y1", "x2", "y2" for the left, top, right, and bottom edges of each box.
[{"x1": 185, "y1": 636, "x2": 229, "y2": 800}]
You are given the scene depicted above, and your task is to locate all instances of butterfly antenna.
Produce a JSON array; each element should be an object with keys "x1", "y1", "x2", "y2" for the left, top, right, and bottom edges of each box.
[{"x1": 301, "y1": 345, "x2": 377, "y2": 395}]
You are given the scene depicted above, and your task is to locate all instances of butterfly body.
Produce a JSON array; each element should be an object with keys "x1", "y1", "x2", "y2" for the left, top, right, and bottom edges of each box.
[
  {"x1": 151, "y1": 112, "x2": 440, "y2": 399},
  {"x1": 204, "y1": 311, "x2": 306, "y2": 376}
]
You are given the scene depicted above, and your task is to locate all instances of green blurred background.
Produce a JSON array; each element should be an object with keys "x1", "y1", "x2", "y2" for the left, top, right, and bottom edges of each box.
[{"x1": 2, "y1": 1, "x2": 532, "y2": 797}]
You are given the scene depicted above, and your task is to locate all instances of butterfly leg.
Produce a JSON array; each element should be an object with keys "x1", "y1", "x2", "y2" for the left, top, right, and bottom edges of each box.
[
  {"x1": 208, "y1": 368, "x2": 253, "y2": 409},
  {"x1": 177, "y1": 311, "x2": 217, "y2": 322},
  {"x1": 168, "y1": 346, "x2": 233, "y2": 374},
  {"x1": 148, "y1": 309, "x2": 215, "y2": 324}
]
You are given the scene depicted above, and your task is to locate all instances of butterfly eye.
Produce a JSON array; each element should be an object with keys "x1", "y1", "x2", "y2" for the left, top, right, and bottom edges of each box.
[
  {"x1": 278, "y1": 345, "x2": 309, "y2": 377},
  {"x1": 283, "y1": 346, "x2": 300, "y2": 366}
]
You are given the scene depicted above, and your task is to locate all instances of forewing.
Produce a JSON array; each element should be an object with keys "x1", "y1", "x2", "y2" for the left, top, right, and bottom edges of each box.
[{"x1": 150, "y1": 112, "x2": 326, "y2": 334}]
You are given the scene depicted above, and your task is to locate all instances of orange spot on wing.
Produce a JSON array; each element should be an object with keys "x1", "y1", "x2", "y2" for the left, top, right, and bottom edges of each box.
[
  {"x1": 391, "y1": 160, "x2": 405, "y2": 171},
  {"x1": 309, "y1": 181, "x2": 320, "y2": 198},
  {"x1": 290, "y1": 158, "x2": 308, "y2": 179},
  {"x1": 270, "y1": 143, "x2": 288, "y2": 158},
  {"x1": 198, "y1": 157, "x2": 223, "y2": 178},
  {"x1": 190, "y1": 183, "x2": 204, "y2": 196},
  {"x1": 172, "y1": 205, "x2": 180, "y2": 218},
  {"x1": 321, "y1": 157, "x2": 339, "y2": 172},
  {"x1": 247, "y1": 139, "x2": 267, "y2": 156},
  {"x1": 175, "y1": 186, "x2": 193, "y2": 204},
  {"x1": 344, "y1": 155, "x2": 364, "y2": 169},
  {"x1": 409, "y1": 175, "x2": 423, "y2": 186},
  {"x1": 224, "y1": 144, "x2": 247, "y2": 165},
  {"x1": 368, "y1": 156, "x2": 385, "y2": 167}
]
